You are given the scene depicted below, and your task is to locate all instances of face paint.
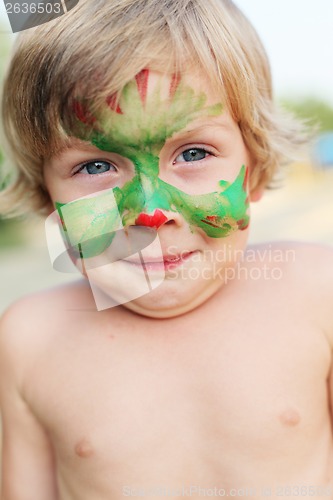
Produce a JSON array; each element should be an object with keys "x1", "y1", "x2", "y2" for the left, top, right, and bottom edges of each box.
[
  {"x1": 57, "y1": 70, "x2": 249, "y2": 258},
  {"x1": 74, "y1": 69, "x2": 222, "y2": 154},
  {"x1": 56, "y1": 164, "x2": 249, "y2": 259}
]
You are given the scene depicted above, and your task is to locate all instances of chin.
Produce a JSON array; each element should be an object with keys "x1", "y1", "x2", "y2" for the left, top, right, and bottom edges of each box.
[{"x1": 121, "y1": 277, "x2": 224, "y2": 319}]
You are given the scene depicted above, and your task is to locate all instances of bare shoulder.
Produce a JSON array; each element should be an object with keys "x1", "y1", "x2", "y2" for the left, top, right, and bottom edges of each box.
[
  {"x1": 0, "y1": 278, "x2": 93, "y2": 328},
  {"x1": 0, "y1": 279, "x2": 93, "y2": 377},
  {"x1": 247, "y1": 241, "x2": 333, "y2": 341},
  {"x1": 247, "y1": 240, "x2": 333, "y2": 278},
  {"x1": 0, "y1": 286, "x2": 69, "y2": 498}
]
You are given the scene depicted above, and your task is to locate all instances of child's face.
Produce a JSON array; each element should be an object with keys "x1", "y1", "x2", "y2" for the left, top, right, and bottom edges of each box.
[{"x1": 44, "y1": 69, "x2": 255, "y2": 318}]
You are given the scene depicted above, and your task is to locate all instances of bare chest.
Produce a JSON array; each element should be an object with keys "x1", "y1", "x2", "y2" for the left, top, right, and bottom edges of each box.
[{"x1": 24, "y1": 307, "x2": 332, "y2": 490}]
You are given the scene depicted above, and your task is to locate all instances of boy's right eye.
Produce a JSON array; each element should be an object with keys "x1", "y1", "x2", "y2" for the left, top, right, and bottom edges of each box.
[{"x1": 75, "y1": 160, "x2": 117, "y2": 175}]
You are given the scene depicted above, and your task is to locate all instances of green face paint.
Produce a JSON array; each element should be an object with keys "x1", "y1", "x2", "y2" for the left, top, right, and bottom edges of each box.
[
  {"x1": 57, "y1": 164, "x2": 249, "y2": 258},
  {"x1": 57, "y1": 70, "x2": 250, "y2": 258}
]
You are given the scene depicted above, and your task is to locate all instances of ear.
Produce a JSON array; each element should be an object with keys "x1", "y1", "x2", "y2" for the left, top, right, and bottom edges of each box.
[
  {"x1": 246, "y1": 156, "x2": 264, "y2": 203},
  {"x1": 249, "y1": 186, "x2": 264, "y2": 203}
]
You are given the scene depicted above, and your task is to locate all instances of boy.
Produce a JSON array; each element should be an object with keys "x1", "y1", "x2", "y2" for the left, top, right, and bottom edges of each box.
[{"x1": 1, "y1": 0, "x2": 333, "y2": 498}]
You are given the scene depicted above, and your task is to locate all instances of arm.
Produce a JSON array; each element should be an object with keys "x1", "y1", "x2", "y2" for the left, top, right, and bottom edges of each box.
[
  {"x1": 310, "y1": 245, "x2": 333, "y2": 433},
  {"x1": 0, "y1": 304, "x2": 58, "y2": 500},
  {"x1": 284, "y1": 243, "x2": 333, "y2": 429}
]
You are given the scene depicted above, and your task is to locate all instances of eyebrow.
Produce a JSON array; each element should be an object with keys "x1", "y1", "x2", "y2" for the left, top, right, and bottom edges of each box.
[
  {"x1": 52, "y1": 139, "x2": 101, "y2": 160},
  {"x1": 52, "y1": 116, "x2": 234, "y2": 162},
  {"x1": 180, "y1": 116, "x2": 235, "y2": 133},
  {"x1": 168, "y1": 118, "x2": 235, "y2": 141}
]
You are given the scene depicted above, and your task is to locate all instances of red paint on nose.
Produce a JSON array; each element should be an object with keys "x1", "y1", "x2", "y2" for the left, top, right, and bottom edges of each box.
[{"x1": 135, "y1": 209, "x2": 168, "y2": 229}]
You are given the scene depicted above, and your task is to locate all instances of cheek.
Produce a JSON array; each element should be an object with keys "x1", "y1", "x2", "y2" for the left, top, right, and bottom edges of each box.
[
  {"x1": 43, "y1": 168, "x2": 66, "y2": 205},
  {"x1": 201, "y1": 228, "x2": 250, "y2": 270},
  {"x1": 232, "y1": 128, "x2": 253, "y2": 171},
  {"x1": 186, "y1": 165, "x2": 250, "y2": 237}
]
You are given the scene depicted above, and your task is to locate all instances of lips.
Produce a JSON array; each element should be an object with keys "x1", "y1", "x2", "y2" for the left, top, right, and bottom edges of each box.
[
  {"x1": 163, "y1": 251, "x2": 193, "y2": 264},
  {"x1": 122, "y1": 251, "x2": 196, "y2": 270}
]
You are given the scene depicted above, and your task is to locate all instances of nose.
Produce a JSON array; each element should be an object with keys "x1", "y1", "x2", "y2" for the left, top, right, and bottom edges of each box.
[{"x1": 135, "y1": 209, "x2": 168, "y2": 229}]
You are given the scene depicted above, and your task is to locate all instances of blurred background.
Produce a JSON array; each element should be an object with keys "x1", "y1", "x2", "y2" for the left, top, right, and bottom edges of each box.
[{"x1": 0, "y1": 0, "x2": 333, "y2": 315}]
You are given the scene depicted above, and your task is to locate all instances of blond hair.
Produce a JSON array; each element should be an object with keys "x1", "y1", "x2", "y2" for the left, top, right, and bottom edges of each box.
[{"x1": 0, "y1": 0, "x2": 306, "y2": 216}]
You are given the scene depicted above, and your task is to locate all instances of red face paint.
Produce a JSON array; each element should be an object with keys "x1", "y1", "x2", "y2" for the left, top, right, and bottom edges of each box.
[
  {"x1": 204, "y1": 215, "x2": 219, "y2": 228},
  {"x1": 72, "y1": 100, "x2": 96, "y2": 125},
  {"x1": 169, "y1": 73, "x2": 181, "y2": 99},
  {"x1": 135, "y1": 69, "x2": 149, "y2": 105},
  {"x1": 135, "y1": 209, "x2": 168, "y2": 229},
  {"x1": 242, "y1": 166, "x2": 249, "y2": 190},
  {"x1": 106, "y1": 94, "x2": 123, "y2": 114},
  {"x1": 236, "y1": 219, "x2": 249, "y2": 230}
]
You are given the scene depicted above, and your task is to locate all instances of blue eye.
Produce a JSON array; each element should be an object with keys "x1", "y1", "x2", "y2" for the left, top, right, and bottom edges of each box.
[
  {"x1": 175, "y1": 148, "x2": 209, "y2": 163},
  {"x1": 78, "y1": 160, "x2": 116, "y2": 175}
]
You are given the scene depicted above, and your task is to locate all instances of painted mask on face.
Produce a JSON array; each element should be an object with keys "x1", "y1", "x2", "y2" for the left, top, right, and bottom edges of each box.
[{"x1": 55, "y1": 70, "x2": 250, "y2": 260}]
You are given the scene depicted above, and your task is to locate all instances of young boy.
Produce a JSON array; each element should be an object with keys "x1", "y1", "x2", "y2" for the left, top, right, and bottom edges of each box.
[{"x1": 1, "y1": 0, "x2": 333, "y2": 498}]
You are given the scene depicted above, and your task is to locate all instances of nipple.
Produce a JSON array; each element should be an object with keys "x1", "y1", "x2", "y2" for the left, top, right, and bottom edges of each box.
[
  {"x1": 75, "y1": 438, "x2": 94, "y2": 458},
  {"x1": 279, "y1": 408, "x2": 301, "y2": 427}
]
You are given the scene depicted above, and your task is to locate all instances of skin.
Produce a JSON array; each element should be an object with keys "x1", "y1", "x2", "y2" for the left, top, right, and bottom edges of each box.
[
  {"x1": 1, "y1": 244, "x2": 333, "y2": 500},
  {"x1": 1, "y1": 70, "x2": 333, "y2": 500},
  {"x1": 56, "y1": 71, "x2": 249, "y2": 260},
  {"x1": 44, "y1": 70, "x2": 254, "y2": 318}
]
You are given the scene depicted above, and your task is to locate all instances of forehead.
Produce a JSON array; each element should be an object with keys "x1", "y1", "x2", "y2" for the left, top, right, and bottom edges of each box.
[
  {"x1": 138, "y1": 69, "x2": 223, "y2": 105},
  {"x1": 57, "y1": 68, "x2": 227, "y2": 154},
  {"x1": 53, "y1": 69, "x2": 233, "y2": 159}
]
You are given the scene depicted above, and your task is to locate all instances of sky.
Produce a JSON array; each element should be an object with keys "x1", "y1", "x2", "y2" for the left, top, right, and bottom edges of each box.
[
  {"x1": 0, "y1": 0, "x2": 332, "y2": 104},
  {"x1": 235, "y1": 0, "x2": 333, "y2": 104}
]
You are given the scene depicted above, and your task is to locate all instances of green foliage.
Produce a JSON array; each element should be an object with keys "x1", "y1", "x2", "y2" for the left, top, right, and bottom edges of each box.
[
  {"x1": 0, "y1": 135, "x2": 9, "y2": 194},
  {"x1": 0, "y1": 218, "x2": 26, "y2": 247},
  {"x1": 280, "y1": 97, "x2": 333, "y2": 133}
]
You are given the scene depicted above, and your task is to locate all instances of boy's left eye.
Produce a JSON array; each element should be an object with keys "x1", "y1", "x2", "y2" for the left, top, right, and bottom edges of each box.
[{"x1": 174, "y1": 148, "x2": 210, "y2": 163}]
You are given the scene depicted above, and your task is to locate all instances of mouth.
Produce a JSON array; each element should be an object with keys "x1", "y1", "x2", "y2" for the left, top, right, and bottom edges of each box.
[{"x1": 121, "y1": 251, "x2": 197, "y2": 271}]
